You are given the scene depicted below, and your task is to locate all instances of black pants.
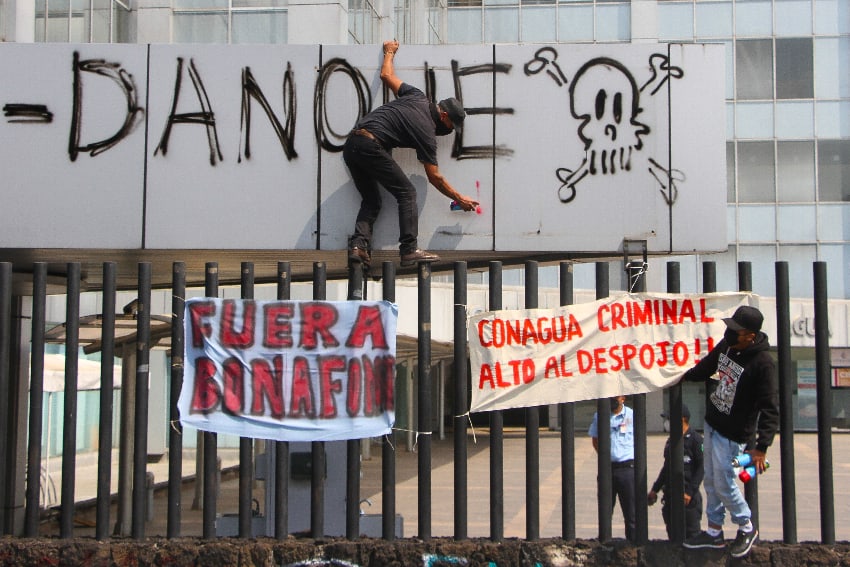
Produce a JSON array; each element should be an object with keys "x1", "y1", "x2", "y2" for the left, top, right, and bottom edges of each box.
[
  {"x1": 611, "y1": 462, "x2": 636, "y2": 542},
  {"x1": 343, "y1": 133, "x2": 419, "y2": 256},
  {"x1": 661, "y1": 491, "x2": 703, "y2": 540}
]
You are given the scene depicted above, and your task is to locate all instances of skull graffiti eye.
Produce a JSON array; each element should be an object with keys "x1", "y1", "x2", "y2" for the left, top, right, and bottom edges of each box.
[
  {"x1": 595, "y1": 90, "x2": 606, "y2": 121},
  {"x1": 613, "y1": 92, "x2": 623, "y2": 124}
]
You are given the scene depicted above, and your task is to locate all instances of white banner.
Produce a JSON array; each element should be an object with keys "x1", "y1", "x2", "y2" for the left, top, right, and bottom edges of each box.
[
  {"x1": 468, "y1": 292, "x2": 756, "y2": 413},
  {"x1": 179, "y1": 298, "x2": 398, "y2": 441}
]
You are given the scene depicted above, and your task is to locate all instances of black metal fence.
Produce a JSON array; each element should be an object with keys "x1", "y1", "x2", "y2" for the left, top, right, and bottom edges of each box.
[{"x1": 0, "y1": 259, "x2": 838, "y2": 544}]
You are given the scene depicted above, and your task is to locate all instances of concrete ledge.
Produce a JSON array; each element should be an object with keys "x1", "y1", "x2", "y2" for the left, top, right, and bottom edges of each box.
[{"x1": 1, "y1": 537, "x2": 849, "y2": 566}]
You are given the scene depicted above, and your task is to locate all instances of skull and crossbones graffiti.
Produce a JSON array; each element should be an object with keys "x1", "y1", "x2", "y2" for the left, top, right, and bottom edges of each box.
[{"x1": 524, "y1": 49, "x2": 685, "y2": 205}]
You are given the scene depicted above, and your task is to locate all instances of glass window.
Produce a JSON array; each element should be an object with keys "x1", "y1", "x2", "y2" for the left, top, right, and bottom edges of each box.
[
  {"x1": 735, "y1": 0, "x2": 772, "y2": 36},
  {"x1": 448, "y1": 7, "x2": 483, "y2": 42},
  {"x1": 727, "y1": 206, "x2": 737, "y2": 243},
  {"x1": 596, "y1": 3, "x2": 630, "y2": 41},
  {"x1": 738, "y1": 207, "x2": 777, "y2": 242},
  {"x1": 724, "y1": 39, "x2": 735, "y2": 99},
  {"x1": 778, "y1": 205, "x2": 817, "y2": 241},
  {"x1": 738, "y1": 244, "x2": 779, "y2": 295},
  {"x1": 726, "y1": 102, "x2": 735, "y2": 138},
  {"x1": 738, "y1": 141, "x2": 776, "y2": 202},
  {"x1": 815, "y1": 38, "x2": 850, "y2": 99},
  {"x1": 696, "y1": 2, "x2": 732, "y2": 38},
  {"x1": 174, "y1": 0, "x2": 229, "y2": 7},
  {"x1": 736, "y1": 40, "x2": 773, "y2": 100},
  {"x1": 816, "y1": 101, "x2": 850, "y2": 138},
  {"x1": 776, "y1": 0, "x2": 813, "y2": 36},
  {"x1": 173, "y1": 13, "x2": 228, "y2": 42},
  {"x1": 776, "y1": 101, "x2": 814, "y2": 138},
  {"x1": 735, "y1": 102, "x2": 774, "y2": 139},
  {"x1": 777, "y1": 244, "x2": 818, "y2": 296},
  {"x1": 521, "y1": 5, "x2": 557, "y2": 42},
  {"x1": 559, "y1": 4, "x2": 594, "y2": 41},
  {"x1": 233, "y1": 11, "x2": 287, "y2": 43},
  {"x1": 815, "y1": 0, "x2": 850, "y2": 34},
  {"x1": 818, "y1": 140, "x2": 850, "y2": 201},
  {"x1": 727, "y1": 141, "x2": 736, "y2": 202},
  {"x1": 234, "y1": 0, "x2": 288, "y2": 6},
  {"x1": 485, "y1": 6, "x2": 519, "y2": 42},
  {"x1": 776, "y1": 38, "x2": 813, "y2": 99},
  {"x1": 778, "y1": 141, "x2": 816, "y2": 202},
  {"x1": 658, "y1": 2, "x2": 694, "y2": 41},
  {"x1": 818, "y1": 243, "x2": 850, "y2": 298},
  {"x1": 817, "y1": 203, "x2": 850, "y2": 240}
]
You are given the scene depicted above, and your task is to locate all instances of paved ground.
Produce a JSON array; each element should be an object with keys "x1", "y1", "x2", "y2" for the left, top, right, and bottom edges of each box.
[{"x1": 41, "y1": 430, "x2": 850, "y2": 543}]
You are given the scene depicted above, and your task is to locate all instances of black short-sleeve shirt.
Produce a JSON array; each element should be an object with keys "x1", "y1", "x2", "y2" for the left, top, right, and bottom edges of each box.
[{"x1": 355, "y1": 83, "x2": 439, "y2": 165}]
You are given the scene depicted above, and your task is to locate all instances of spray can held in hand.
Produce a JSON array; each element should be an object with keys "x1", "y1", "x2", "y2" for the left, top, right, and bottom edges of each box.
[{"x1": 731, "y1": 453, "x2": 770, "y2": 483}]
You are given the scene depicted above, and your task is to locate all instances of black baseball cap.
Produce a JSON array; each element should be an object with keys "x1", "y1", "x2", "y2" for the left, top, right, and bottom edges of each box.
[
  {"x1": 661, "y1": 404, "x2": 690, "y2": 419},
  {"x1": 438, "y1": 97, "x2": 466, "y2": 129},
  {"x1": 723, "y1": 305, "x2": 764, "y2": 333}
]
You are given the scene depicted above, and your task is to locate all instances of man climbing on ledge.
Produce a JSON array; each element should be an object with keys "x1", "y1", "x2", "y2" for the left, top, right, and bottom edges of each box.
[{"x1": 343, "y1": 39, "x2": 479, "y2": 268}]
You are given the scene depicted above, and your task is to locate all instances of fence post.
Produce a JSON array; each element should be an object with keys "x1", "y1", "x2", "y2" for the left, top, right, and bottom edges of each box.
[
  {"x1": 489, "y1": 261, "x2": 504, "y2": 543},
  {"x1": 453, "y1": 261, "x2": 468, "y2": 540},
  {"x1": 132, "y1": 262, "x2": 152, "y2": 539},
  {"x1": 202, "y1": 262, "x2": 219, "y2": 539},
  {"x1": 346, "y1": 263, "x2": 364, "y2": 540},
  {"x1": 595, "y1": 262, "x2": 612, "y2": 543},
  {"x1": 381, "y1": 261, "x2": 397, "y2": 541},
  {"x1": 0, "y1": 263, "x2": 10, "y2": 536},
  {"x1": 737, "y1": 261, "x2": 761, "y2": 529},
  {"x1": 239, "y1": 263, "x2": 255, "y2": 538},
  {"x1": 311, "y1": 262, "x2": 327, "y2": 538},
  {"x1": 627, "y1": 261, "x2": 648, "y2": 545},
  {"x1": 524, "y1": 261, "x2": 540, "y2": 541},
  {"x1": 60, "y1": 263, "x2": 81, "y2": 539},
  {"x1": 274, "y1": 262, "x2": 291, "y2": 540},
  {"x1": 23, "y1": 264, "x2": 46, "y2": 537},
  {"x1": 168, "y1": 262, "x2": 185, "y2": 538},
  {"x1": 96, "y1": 263, "x2": 117, "y2": 540},
  {"x1": 774, "y1": 261, "x2": 797, "y2": 543},
  {"x1": 814, "y1": 261, "x2": 835, "y2": 544},
  {"x1": 417, "y1": 262, "x2": 433, "y2": 541},
  {"x1": 665, "y1": 261, "x2": 686, "y2": 544},
  {"x1": 559, "y1": 262, "x2": 576, "y2": 541}
]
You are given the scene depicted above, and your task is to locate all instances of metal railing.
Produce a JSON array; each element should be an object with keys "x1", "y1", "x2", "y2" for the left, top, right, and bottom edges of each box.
[{"x1": 0, "y1": 259, "x2": 836, "y2": 544}]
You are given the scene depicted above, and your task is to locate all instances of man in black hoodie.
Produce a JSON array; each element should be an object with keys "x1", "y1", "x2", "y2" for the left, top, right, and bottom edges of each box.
[{"x1": 680, "y1": 305, "x2": 778, "y2": 559}]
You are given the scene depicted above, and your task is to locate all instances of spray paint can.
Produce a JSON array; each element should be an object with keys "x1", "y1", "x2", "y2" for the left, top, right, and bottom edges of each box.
[
  {"x1": 731, "y1": 453, "x2": 752, "y2": 467},
  {"x1": 737, "y1": 461, "x2": 770, "y2": 483}
]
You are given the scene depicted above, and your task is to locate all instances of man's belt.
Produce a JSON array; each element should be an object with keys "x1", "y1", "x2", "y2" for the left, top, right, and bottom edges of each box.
[
  {"x1": 351, "y1": 128, "x2": 377, "y2": 141},
  {"x1": 611, "y1": 459, "x2": 634, "y2": 469}
]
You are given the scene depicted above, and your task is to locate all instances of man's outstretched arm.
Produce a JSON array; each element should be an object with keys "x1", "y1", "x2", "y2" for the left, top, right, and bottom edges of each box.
[
  {"x1": 380, "y1": 40, "x2": 402, "y2": 95},
  {"x1": 423, "y1": 162, "x2": 479, "y2": 211}
]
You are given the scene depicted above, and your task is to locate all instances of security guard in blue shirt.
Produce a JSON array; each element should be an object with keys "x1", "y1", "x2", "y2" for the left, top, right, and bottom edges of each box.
[{"x1": 589, "y1": 395, "x2": 636, "y2": 542}]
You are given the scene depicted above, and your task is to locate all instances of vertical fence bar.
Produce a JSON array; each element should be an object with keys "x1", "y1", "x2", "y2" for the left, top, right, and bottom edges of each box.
[
  {"x1": 275, "y1": 262, "x2": 291, "y2": 540},
  {"x1": 814, "y1": 261, "x2": 835, "y2": 543},
  {"x1": 558, "y1": 262, "x2": 576, "y2": 540},
  {"x1": 737, "y1": 261, "x2": 760, "y2": 528},
  {"x1": 524, "y1": 260, "x2": 540, "y2": 541},
  {"x1": 132, "y1": 262, "x2": 152, "y2": 539},
  {"x1": 24, "y1": 264, "x2": 46, "y2": 537},
  {"x1": 665, "y1": 261, "x2": 686, "y2": 544},
  {"x1": 202, "y1": 262, "x2": 219, "y2": 539},
  {"x1": 311, "y1": 262, "x2": 327, "y2": 538},
  {"x1": 96, "y1": 262, "x2": 117, "y2": 540},
  {"x1": 346, "y1": 264, "x2": 363, "y2": 540},
  {"x1": 60, "y1": 262, "x2": 81, "y2": 539},
  {"x1": 629, "y1": 263, "x2": 648, "y2": 545},
  {"x1": 168, "y1": 262, "x2": 186, "y2": 538},
  {"x1": 488, "y1": 261, "x2": 504, "y2": 542},
  {"x1": 595, "y1": 262, "x2": 612, "y2": 543},
  {"x1": 417, "y1": 261, "x2": 432, "y2": 540},
  {"x1": 774, "y1": 261, "x2": 797, "y2": 544},
  {"x1": 453, "y1": 261, "x2": 468, "y2": 540},
  {"x1": 239, "y1": 262, "x2": 255, "y2": 538},
  {"x1": 0, "y1": 263, "x2": 10, "y2": 536},
  {"x1": 381, "y1": 261, "x2": 397, "y2": 541}
]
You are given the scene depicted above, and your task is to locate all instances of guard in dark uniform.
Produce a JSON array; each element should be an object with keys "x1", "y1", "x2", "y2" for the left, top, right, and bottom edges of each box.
[{"x1": 648, "y1": 403, "x2": 704, "y2": 540}]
